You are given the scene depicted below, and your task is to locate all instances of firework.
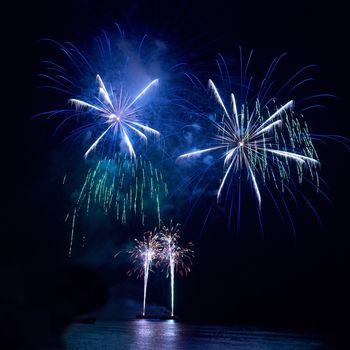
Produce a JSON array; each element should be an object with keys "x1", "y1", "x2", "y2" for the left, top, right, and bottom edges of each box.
[
  {"x1": 69, "y1": 75, "x2": 160, "y2": 158},
  {"x1": 177, "y1": 70, "x2": 321, "y2": 230},
  {"x1": 38, "y1": 26, "x2": 168, "y2": 159},
  {"x1": 159, "y1": 222, "x2": 194, "y2": 317},
  {"x1": 128, "y1": 230, "x2": 162, "y2": 316},
  {"x1": 65, "y1": 154, "x2": 168, "y2": 257}
]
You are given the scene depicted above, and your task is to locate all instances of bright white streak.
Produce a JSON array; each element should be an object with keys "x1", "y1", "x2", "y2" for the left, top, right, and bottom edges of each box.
[
  {"x1": 231, "y1": 93, "x2": 240, "y2": 130},
  {"x1": 69, "y1": 99, "x2": 105, "y2": 112},
  {"x1": 244, "y1": 154, "x2": 261, "y2": 207},
  {"x1": 142, "y1": 252, "x2": 152, "y2": 316},
  {"x1": 126, "y1": 79, "x2": 159, "y2": 111},
  {"x1": 130, "y1": 122, "x2": 160, "y2": 137},
  {"x1": 84, "y1": 123, "x2": 114, "y2": 158},
  {"x1": 177, "y1": 146, "x2": 225, "y2": 161},
  {"x1": 252, "y1": 100, "x2": 294, "y2": 136},
  {"x1": 224, "y1": 147, "x2": 237, "y2": 166},
  {"x1": 170, "y1": 254, "x2": 175, "y2": 317},
  {"x1": 217, "y1": 159, "x2": 235, "y2": 201},
  {"x1": 96, "y1": 74, "x2": 113, "y2": 107},
  {"x1": 253, "y1": 120, "x2": 282, "y2": 138},
  {"x1": 208, "y1": 79, "x2": 230, "y2": 118},
  {"x1": 121, "y1": 127, "x2": 136, "y2": 158},
  {"x1": 263, "y1": 149, "x2": 319, "y2": 164},
  {"x1": 127, "y1": 124, "x2": 148, "y2": 142}
]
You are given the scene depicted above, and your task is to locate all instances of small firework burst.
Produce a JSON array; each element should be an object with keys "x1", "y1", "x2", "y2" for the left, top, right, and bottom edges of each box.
[
  {"x1": 159, "y1": 222, "x2": 194, "y2": 316},
  {"x1": 128, "y1": 229, "x2": 162, "y2": 316}
]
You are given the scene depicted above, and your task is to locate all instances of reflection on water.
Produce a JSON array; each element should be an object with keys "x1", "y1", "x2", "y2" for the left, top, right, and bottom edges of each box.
[{"x1": 64, "y1": 320, "x2": 333, "y2": 350}]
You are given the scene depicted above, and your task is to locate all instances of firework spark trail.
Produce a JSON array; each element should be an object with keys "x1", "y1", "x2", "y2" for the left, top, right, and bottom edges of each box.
[
  {"x1": 65, "y1": 155, "x2": 167, "y2": 256},
  {"x1": 177, "y1": 79, "x2": 320, "y2": 214},
  {"x1": 69, "y1": 75, "x2": 160, "y2": 158},
  {"x1": 159, "y1": 222, "x2": 194, "y2": 317},
  {"x1": 128, "y1": 230, "x2": 161, "y2": 316}
]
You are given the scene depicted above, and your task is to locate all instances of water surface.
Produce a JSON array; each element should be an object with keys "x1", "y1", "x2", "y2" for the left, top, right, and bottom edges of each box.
[{"x1": 64, "y1": 320, "x2": 333, "y2": 350}]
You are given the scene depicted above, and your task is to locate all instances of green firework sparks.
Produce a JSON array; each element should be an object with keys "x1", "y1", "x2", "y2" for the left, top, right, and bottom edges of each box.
[{"x1": 65, "y1": 154, "x2": 168, "y2": 257}]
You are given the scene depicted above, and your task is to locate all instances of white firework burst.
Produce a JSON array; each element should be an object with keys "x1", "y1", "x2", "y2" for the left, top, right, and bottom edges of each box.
[
  {"x1": 70, "y1": 75, "x2": 160, "y2": 158},
  {"x1": 177, "y1": 79, "x2": 320, "y2": 208}
]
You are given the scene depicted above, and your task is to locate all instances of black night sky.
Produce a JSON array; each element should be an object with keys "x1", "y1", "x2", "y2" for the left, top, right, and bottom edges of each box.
[{"x1": 2, "y1": 1, "x2": 350, "y2": 349}]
